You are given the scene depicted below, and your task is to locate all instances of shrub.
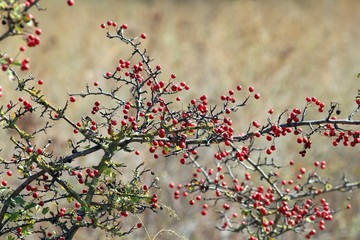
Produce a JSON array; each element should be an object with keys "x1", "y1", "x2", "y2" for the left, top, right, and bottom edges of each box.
[{"x1": 0, "y1": 1, "x2": 359, "y2": 239}]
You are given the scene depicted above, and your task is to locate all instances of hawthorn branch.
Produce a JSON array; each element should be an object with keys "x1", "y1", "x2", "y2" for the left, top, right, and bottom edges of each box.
[{"x1": 0, "y1": 169, "x2": 46, "y2": 229}]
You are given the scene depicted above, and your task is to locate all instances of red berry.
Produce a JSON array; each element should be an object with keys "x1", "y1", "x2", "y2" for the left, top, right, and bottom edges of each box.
[
  {"x1": 1, "y1": 180, "x2": 7, "y2": 186},
  {"x1": 249, "y1": 86, "x2": 255, "y2": 92},
  {"x1": 67, "y1": 0, "x2": 75, "y2": 6},
  {"x1": 122, "y1": 23, "x2": 128, "y2": 29},
  {"x1": 37, "y1": 148, "x2": 43, "y2": 155},
  {"x1": 35, "y1": 28, "x2": 42, "y2": 35},
  {"x1": 140, "y1": 33, "x2": 147, "y2": 39},
  {"x1": 69, "y1": 96, "x2": 76, "y2": 102},
  {"x1": 32, "y1": 192, "x2": 39, "y2": 198}
]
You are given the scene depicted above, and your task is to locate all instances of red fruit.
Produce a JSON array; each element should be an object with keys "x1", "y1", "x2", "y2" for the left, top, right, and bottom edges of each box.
[
  {"x1": 35, "y1": 28, "x2": 42, "y2": 35},
  {"x1": 7, "y1": 170, "x2": 12, "y2": 176},
  {"x1": 2, "y1": 64, "x2": 8, "y2": 71},
  {"x1": 37, "y1": 79, "x2": 44, "y2": 85},
  {"x1": 69, "y1": 96, "x2": 76, "y2": 102},
  {"x1": 223, "y1": 203, "x2": 230, "y2": 210},
  {"x1": 32, "y1": 192, "x2": 39, "y2": 198},
  {"x1": 122, "y1": 23, "x2": 128, "y2": 29},
  {"x1": 254, "y1": 93, "x2": 260, "y2": 99},
  {"x1": 249, "y1": 86, "x2": 255, "y2": 92},
  {"x1": 67, "y1": 0, "x2": 75, "y2": 6},
  {"x1": 37, "y1": 148, "x2": 43, "y2": 155},
  {"x1": 140, "y1": 33, "x2": 147, "y2": 39},
  {"x1": 137, "y1": 223, "x2": 142, "y2": 228},
  {"x1": 1, "y1": 180, "x2": 7, "y2": 186}
]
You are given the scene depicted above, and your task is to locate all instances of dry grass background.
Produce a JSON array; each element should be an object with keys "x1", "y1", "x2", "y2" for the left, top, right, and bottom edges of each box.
[{"x1": 1, "y1": 0, "x2": 360, "y2": 239}]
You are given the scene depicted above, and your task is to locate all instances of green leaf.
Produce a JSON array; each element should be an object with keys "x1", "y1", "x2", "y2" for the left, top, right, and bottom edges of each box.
[
  {"x1": 0, "y1": 2, "x2": 8, "y2": 10},
  {"x1": 14, "y1": 24, "x2": 24, "y2": 34},
  {"x1": 22, "y1": 225, "x2": 33, "y2": 236},
  {"x1": 0, "y1": 186, "x2": 8, "y2": 195},
  {"x1": 324, "y1": 183, "x2": 333, "y2": 191},
  {"x1": 12, "y1": 3, "x2": 26, "y2": 20},
  {"x1": 13, "y1": 196, "x2": 26, "y2": 206},
  {"x1": 42, "y1": 207, "x2": 50, "y2": 215},
  {"x1": 102, "y1": 167, "x2": 112, "y2": 176},
  {"x1": 6, "y1": 235, "x2": 15, "y2": 240},
  {"x1": 24, "y1": 202, "x2": 37, "y2": 210},
  {"x1": 12, "y1": 61, "x2": 22, "y2": 66},
  {"x1": 9, "y1": 212, "x2": 20, "y2": 221}
]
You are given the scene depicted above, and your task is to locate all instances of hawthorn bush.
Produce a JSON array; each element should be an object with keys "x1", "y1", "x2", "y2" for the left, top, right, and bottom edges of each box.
[{"x1": 0, "y1": 1, "x2": 359, "y2": 240}]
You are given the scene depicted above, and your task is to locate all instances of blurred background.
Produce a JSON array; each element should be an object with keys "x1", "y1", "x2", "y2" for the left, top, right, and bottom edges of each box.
[{"x1": 1, "y1": 0, "x2": 360, "y2": 239}]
